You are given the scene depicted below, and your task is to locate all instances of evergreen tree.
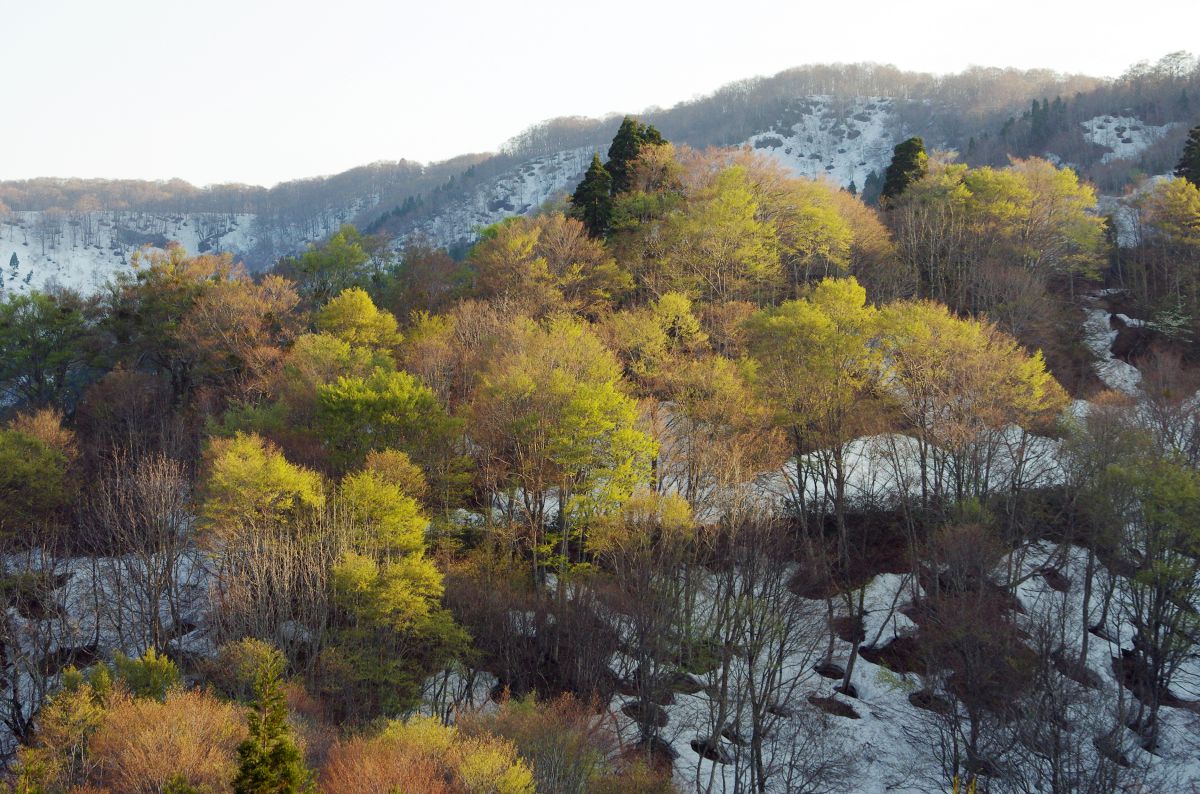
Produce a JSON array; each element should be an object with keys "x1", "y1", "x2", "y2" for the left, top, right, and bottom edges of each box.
[
  {"x1": 1029, "y1": 99, "x2": 1046, "y2": 146},
  {"x1": 570, "y1": 154, "x2": 614, "y2": 237},
  {"x1": 847, "y1": 179, "x2": 857, "y2": 197},
  {"x1": 861, "y1": 170, "x2": 884, "y2": 206},
  {"x1": 8, "y1": 252, "x2": 17, "y2": 280},
  {"x1": 604, "y1": 116, "x2": 664, "y2": 195},
  {"x1": 1177, "y1": 124, "x2": 1200, "y2": 187},
  {"x1": 1051, "y1": 95, "x2": 1067, "y2": 133},
  {"x1": 232, "y1": 655, "x2": 311, "y2": 794},
  {"x1": 880, "y1": 137, "x2": 927, "y2": 204}
]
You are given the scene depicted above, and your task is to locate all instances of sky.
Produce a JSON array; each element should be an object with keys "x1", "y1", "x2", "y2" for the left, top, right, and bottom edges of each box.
[{"x1": 2, "y1": 0, "x2": 1197, "y2": 187}]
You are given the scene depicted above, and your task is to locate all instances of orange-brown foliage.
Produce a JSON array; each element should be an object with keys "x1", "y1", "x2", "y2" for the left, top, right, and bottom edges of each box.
[{"x1": 87, "y1": 689, "x2": 246, "y2": 794}]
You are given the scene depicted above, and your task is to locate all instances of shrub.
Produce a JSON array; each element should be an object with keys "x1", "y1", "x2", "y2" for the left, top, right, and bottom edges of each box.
[
  {"x1": 88, "y1": 689, "x2": 246, "y2": 794},
  {"x1": 320, "y1": 717, "x2": 533, "y2": 794},
  {"x1": 112, "y1": 647, "x2": 181, "y2": 700}
]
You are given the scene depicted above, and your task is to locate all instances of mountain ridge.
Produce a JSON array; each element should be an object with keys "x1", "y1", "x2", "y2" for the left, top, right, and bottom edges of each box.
[{"x1": 2, "y1": 54, "x2": 1197, "y2": 294}]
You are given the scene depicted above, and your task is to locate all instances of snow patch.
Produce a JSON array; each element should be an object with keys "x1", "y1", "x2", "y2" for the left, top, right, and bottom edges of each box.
[
  {"x1": 743, "y1": 96, "x2": 898, "y2": 189},
  {"x1": 1080, "y1": 116, "x2": 1178, "y2": 164}
]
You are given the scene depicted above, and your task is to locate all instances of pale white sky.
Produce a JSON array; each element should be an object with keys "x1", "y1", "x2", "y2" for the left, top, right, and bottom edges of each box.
[{"x1": 2, "y1": 0, "x2": 1196, "y2": 187}]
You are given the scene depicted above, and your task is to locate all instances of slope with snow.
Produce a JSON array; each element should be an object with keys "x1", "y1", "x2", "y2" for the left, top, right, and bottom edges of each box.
[
  {"x1": 744, "y1": 96, "x2": 899, "y2": 189},
  {"x1": 400, "y1": 97, "x2": 900, "y2": 253},
  {"x1": 1080, "y1": 115, "x2": 1179, "y2": 164},
  {"x1": 0, "y1": 199, "x2": 370, "y2": 296},
  {"x1": 404, "y1": 147, "x2": 596, "y2": 251},
  {"x1": 0, "y1": 211, "x2": 259, "y2": 295}
]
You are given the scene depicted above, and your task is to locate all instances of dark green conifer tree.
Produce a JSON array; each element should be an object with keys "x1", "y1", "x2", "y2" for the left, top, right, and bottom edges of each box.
[
  {"x1": 880, "y1": 137, "x2": 927, "y2": 204},
  {"x1": 605, "y1": 116, "x2": 664, "y2": 195},
  {"x1": 861, "y1": 170, "x2": 883, "y2": 206},
  {"x1": 233, "y1": 656, "x2": 311, "y2": 794},
  {"x1": 1029, "y1": 99, "x2": 1046, "y2": 146},
  {"x1": 570, "y1": 154, "x2": 614, "y2": 237},
  {"x1": 1176, "y1": 124, "x2": 1200, "y2": 187}
]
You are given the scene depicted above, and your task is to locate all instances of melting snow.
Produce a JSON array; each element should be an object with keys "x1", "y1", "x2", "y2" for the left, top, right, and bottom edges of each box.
[{"x1": 1083, "y1": 305, "x2": 1142, "y2": 393}]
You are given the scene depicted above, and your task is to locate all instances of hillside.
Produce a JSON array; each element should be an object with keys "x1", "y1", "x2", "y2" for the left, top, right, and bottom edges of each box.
[
  {"x1": 2, "y1": 54, "x2": 1198, "y2": 296},
  {"x1": 5, "y1": 51, "x2": 1200, "y2": 792}
]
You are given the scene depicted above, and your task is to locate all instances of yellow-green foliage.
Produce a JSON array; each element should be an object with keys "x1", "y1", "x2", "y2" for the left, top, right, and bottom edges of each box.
[
  {"x1": 473, "y1": 314, "x2": 657, "y2": 528},
  {"x1": 201, "y1": 432, "x2": 325, "y2": 536},
  {"x1": 746, "y1": 276, "x2": 884, "y2": 447},
  {"x1": 317, "y1": 287, "x2": 404, "y2": 350},
  {"x1": 879, "y1": 298, "x2": 1069, "y2": 441},
  {"x1": 112, "y1": 647, "x2": 181, "y2": 701},
  {"x1": 339, "y1": 464, "x2": 428, "y2": 555},
  {"x1": 663, "y1": 165, "x2": 781, "y2": 301},
  {"x1": 333, "y1": 550, "x2": 444, "y2": 630},
  {"x1": 315, "y1": 367, "x2": 457, "y2": 473}
]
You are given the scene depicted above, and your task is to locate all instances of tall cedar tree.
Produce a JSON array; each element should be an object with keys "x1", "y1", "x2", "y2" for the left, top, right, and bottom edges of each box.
[
  {"x1": 605, "y1": 116, "x2": 664, "y2": 195},
  {"x1": 233, "y1": 656, "x2": 311, "y2": 794},
  {"x1": 570, "y1": 154, "x2": 614, "y2": 238},
  {"x1": 881, "y1": 137, "x2": 928, "y2": 204},
  {"x1": 1177, "y1": 124, "x2": 1200, "y2": 187}
]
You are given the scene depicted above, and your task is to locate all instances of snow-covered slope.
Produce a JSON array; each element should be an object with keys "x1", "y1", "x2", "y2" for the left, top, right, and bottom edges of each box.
[
  {"x1": 0, "y1": 211, "x2": 258, "y2": 294},
  {"x1": 398, "y1": 98, "x2": 900, "y2": 252},
  {"x1": 744, "y1": 96, "x2": 898, "y2": 188},
  {"x1": 0, "y1": 203, "x2": 367, "y2": 296},
  {"x1": 1080, "y1": 115, "x2": 1179, "y2": 164},
  {"x1": 404, "y1": 148, "x2": 596, "y2": 251}
]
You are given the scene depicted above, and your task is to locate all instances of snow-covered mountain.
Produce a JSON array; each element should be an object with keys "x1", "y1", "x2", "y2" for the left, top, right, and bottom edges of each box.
[
  {"x1": 4, "y1": 55, "x2": 1196, "y2": 295},
  {"x1": 403, "y1": 97, "x2": 901, "y2": 252}
]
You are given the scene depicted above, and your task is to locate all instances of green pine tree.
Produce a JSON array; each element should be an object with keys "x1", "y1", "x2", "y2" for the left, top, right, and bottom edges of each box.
[
  {"x1": 880, "y1": 137, "x2": 928, "y2": 204},
  {"x1": 570, "y1": 154, "x2": 614, "y2": 237},
  {"x1": 8, "y1": 252, "x2": 17, "y2": 278},
  {"x1": 232, "y1": 655, "x2": 311, "y2": 794},
  {"x1": 1176, "y1": 124, "x2": 1200, "y2": 187}
]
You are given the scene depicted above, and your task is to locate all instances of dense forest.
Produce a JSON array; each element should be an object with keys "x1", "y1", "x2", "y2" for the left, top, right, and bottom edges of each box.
[{"x1": 2, "y1": 102, "x2": 1200, "y2": 794}]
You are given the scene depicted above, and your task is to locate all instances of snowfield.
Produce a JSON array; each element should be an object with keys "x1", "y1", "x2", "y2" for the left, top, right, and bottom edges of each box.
[
  {"x1": 0, "y1": 202, "x2": 366, "y2": 296},
  {"x1": 1083, "y1": 304, "x2": 1142, "y2": 394}
]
